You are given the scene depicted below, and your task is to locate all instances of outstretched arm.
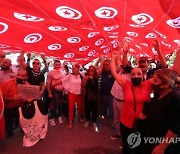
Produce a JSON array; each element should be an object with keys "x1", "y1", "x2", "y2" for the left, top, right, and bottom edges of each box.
[
  {"x1": 41, "y1": 54, "x2": 48, "y2": 74},
  {"x1": 153, "y1": 40, "x2": 167, "y2": 68},
  {"x1": 111, "y1": 51, "x2": 127, "y2": 87},
  {"x1": 121, "y1": 40, "x2": 129, "y2": 68},
  {"x1": 19, "y1": 50, "x2": 27, "y2": 69},
  {"x1": 97, "y1": 55, "x2": 104, "y2": 77}
]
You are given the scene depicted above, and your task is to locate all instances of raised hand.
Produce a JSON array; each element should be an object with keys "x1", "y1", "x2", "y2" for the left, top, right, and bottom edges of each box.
[
  {"x1": 153, "y1": 40, "x2": 160, "y2": 52},
  {"x1": 121, "y1": 40, "x2": 129, "y2": 53},
  {"x1": 27, "y1": 52, "x2": 31, "y2": 59},
  {"x1": 40, "y1": 53, "x2": 46, "y2": 60},
  {"x1": 112, "y1": 50, "x2": 118, "y2": 58}
]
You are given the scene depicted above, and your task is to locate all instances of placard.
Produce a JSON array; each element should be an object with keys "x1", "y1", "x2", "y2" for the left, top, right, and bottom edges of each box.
[{"x1": 18, "y1": 84, "x2": 41, "y2": 100}]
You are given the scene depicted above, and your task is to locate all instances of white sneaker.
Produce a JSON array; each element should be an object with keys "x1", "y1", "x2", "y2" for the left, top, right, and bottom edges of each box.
[
  {"x1": 58, "y1": 117, "x2": 63, "y2": 124},
  {"x1": 84, "y1": 121, "x2": 89, "y2": 128},
  {"x1": 93, "y1": 123, "x2": 98, "y2": 132},
  {"x1": 49, "y1": 119, "x2": 56, "y2": 126}
]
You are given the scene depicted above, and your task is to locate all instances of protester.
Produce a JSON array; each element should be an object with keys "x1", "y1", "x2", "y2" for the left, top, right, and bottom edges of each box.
[
  {"x1": 111, "y1": 50, "x2": 153, "y2": 154},
  {"x1": 110, "y1": 66, "x2": 131, "y2": 139},
  {"x1": 47, "y1": 60, "x2": 65, "y2": 126},
  {"x1": 0, "y1": 58, "x2": 17, "y2": 85},
  {"x1": 98, "y1": 59, "x2": 115, "y2": 125},
  {"x1": 62, "y1": 64, "x2": 83, "y2": 128},
  {"x1": 142, "y1": 68, "x2": 180, "y2": 154},
  {"x1": 82, "y1": 66, "x2": 99, "y2": 132},
  {"x1": 2, "y1": 69, "x2": 30, "y2": 137}
]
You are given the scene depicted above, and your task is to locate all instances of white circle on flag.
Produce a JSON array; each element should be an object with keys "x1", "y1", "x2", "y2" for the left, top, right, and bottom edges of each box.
[
  {"x1": 88, "y1": 32, "x2": 99, "y2": 38},
  {"x1": 56, "y1": 6, "x2": 82, "y2": 20},
  {"x1": 79, "y1": 46, "x2": 89, "y2": 51},
  {"x1": 95, "y1": 7, "x2": 118, "y2": 19},
  {"x1": 111, "y1": 40, "x2": 119, "y2": 48},
  {"x1": 166, "y1": 17, "x2": 180, "y2": 28},
  {"x1": 48, "y1": 44, "x2": 61, "y2": 50},
  {"x1": 24, "y1": 33, "x2": 42, "y2": 43},
  {"x1": 127, "y1": 32, "x2": 138, "y2": 37},
  {"x1": 103, "y1": 47, "x2": 110, "y2": 53},
  {"x1": 131, "y1": 13, "x2": 153, "y2": 26},
  {"x1": 145, "y1": 33, "x2": 156, "y2": 38},
  {"x1": 14, "y1": 12, "x2": 44, "y2": 22},
  {"x1": 88, "y1": 50, "x2": 96, "y2": 56},
  {"x1": 95, "y1": 38, "x2": 104, "y2": 46},
  {"x1": 0, "y1": 22, "x2": 8, "y2": 34},
  {"x1": 64, "y1": 53, "x2": 74, "y2": 58},
  {"x1": 67, "y1": 37, "x2": 81, "y2": 43},
  {"x1": 48, "y1": 26, "x2": 67, "y2": 31},
  {"x1": 104, "y1": 25, "x2": 119, "y2": 31}
]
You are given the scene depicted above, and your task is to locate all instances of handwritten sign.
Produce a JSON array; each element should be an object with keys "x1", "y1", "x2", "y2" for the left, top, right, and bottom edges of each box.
[{"x1": 18, "y1": 85, "x2": 41, "y2": 100}]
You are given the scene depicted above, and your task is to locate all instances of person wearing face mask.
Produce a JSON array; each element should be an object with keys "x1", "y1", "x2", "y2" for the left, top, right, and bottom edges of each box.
[
  {"x1": 2, "y1": 69, "x2": 30, "y2": 137},
  {"x1": 111, "y1": 50, "x2": 154, "y2": 154},
  {"x1": 142, "y1": 69, "x2": 180, "y2": 154}
]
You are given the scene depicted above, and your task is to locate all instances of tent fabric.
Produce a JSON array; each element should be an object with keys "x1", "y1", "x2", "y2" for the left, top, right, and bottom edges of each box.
[{"x1": 0, "y1": 0, "x2": 180, "y2": 64}]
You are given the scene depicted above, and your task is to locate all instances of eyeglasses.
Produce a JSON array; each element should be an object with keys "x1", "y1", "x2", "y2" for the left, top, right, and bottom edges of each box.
[{"x1": 32, "y1": 62, "x2": 40, "y2": 65}]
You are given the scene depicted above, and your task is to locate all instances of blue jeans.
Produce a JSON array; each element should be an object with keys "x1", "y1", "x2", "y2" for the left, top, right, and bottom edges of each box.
[
  {"x1": 50, "y1": 88, "x2": 64, "y2": 119},
  {"x1": 100, "y1": 95, "x2": 114, "y2": 119}
]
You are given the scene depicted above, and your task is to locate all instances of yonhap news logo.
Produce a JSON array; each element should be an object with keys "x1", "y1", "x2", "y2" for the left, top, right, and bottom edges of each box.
[
  {"x1": 127, "y1": 132, "x2": 180, "y2": 149},
  {"x1": 127, "y1": 132, "x2": 141, "y2": 148}
]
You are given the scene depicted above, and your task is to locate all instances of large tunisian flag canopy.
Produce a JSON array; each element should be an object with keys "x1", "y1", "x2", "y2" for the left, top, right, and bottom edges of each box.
[{"x1": 0, "y1": 0, "x2": 180, "y2": 64}]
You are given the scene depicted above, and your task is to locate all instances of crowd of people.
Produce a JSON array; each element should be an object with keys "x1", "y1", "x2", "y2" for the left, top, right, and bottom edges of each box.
[{"x1": 0, "y1": 40, "x2": 180, "y2": 153}]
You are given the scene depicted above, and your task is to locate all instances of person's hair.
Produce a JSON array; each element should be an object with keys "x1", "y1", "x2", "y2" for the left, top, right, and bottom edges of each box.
[
  {"x1": 64, "y1": 65, "x2": 69, "y2": 72},
  {"x1": 155, "y1": 68, "x2": 177, "y2": 88},
  {"x1": 18, "y1": 68, "x2": 28, "y2": 76},
  {"x1": 87, "y1": 65, "x2": 98, "y2": 78},
  {"x1": 138, "y1": 57, "x2": 149, "y2": 63},
  {"x1": 103, "y1": 60, "x2": 110, "y2": 64},
  {"x1": 33, "y1": 58, "x2": 40, "y2": 63},
  {"x1": 54, "y1": 60, "x2": 61, "y2": 64}
]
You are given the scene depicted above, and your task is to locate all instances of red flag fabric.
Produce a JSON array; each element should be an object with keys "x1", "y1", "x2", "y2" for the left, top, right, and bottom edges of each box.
[{"x1": 0, "y1": 0, "x2": 179, "y2": 64}]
